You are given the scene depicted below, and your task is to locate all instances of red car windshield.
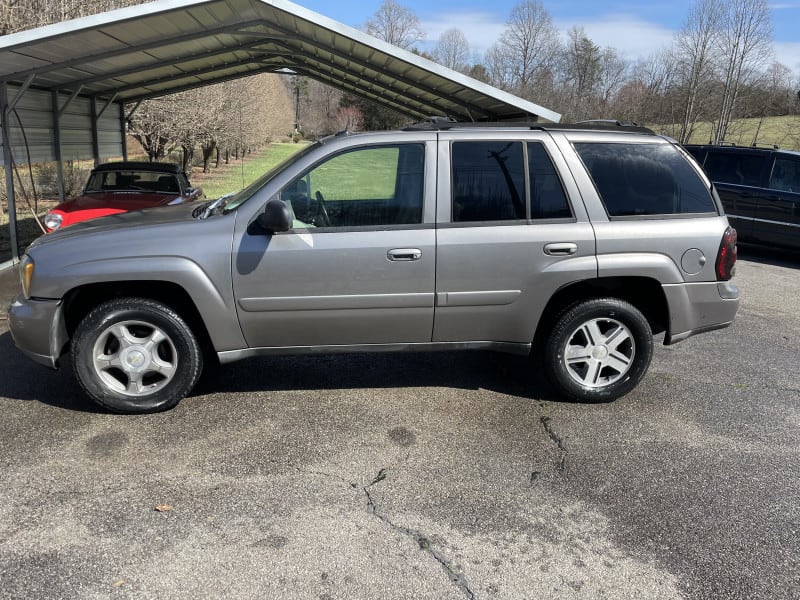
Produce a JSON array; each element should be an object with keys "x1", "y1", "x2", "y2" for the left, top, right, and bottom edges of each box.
[{"x1": 85, "y1": 170, "x2": 181, "y2": 194}]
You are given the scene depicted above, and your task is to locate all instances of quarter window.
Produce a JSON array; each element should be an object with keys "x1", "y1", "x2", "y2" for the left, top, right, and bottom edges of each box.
[
  {"x1": 574, "y1": 142, "x2": 717, "y2": 217},
  {"x1": 528, "y1": 142, "x2": 571, "y2": 219},
  {"x1": 769, "y1": 157, "x2": 800, "y2": 193}
]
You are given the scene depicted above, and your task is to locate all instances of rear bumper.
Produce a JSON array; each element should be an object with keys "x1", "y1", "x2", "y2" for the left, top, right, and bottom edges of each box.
[
  {"x1": 8, "y1": 295, "x2": 67, "y2": 369},
  {"x1": 662, "y1": 281, "x2": 739, "y2": 345}
]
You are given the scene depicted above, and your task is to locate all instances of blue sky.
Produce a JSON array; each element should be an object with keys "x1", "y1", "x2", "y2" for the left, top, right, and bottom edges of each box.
[{"x1": 297, "y1": 0, "x2": 800, "y2": 71}]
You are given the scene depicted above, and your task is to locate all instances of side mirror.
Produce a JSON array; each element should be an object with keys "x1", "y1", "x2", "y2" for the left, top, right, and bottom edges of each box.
[{"x1": 256, "y1": 199, "x2": 291, "y2": 234}]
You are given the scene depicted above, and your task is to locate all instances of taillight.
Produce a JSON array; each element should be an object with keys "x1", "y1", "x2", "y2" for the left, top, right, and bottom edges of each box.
[{"x1": 716, "y1": 227, "x2": 737, "y2": 281}]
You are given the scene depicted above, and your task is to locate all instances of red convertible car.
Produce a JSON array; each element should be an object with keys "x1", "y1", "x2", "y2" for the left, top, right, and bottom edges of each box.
[{"x1": 44, "y1": 162, "x2": 203, "y2": 232}]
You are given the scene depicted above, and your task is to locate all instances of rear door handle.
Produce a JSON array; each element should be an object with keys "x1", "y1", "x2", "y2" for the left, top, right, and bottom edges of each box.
[
  {"x1": 544, "y1": 243, "x2": 578, "y2": 256},
  {"x1": 387, "y1": 248, "x2": 422, "y2": 261}
]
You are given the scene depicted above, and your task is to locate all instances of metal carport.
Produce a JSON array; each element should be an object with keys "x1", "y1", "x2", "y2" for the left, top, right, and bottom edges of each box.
[{"x1": 0, "y1": 0, "x2": 561, "y2": 266}]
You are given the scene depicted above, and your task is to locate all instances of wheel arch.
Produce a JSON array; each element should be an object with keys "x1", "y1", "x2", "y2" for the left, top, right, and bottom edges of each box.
[
  {"x1": 532, "y1": 276, "x2": 669, "y2": 351},
  {"x1": 62, "y1": 281, "x2": 217, "y2": 363}
]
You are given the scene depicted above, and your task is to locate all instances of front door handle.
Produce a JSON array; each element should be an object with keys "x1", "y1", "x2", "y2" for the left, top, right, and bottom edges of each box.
[
  {"x1": 387, "y1": 248, "x2": 422, "y2": 261},
  {"x1": 544, "y1": 243, "x2": 578, "y2": 256}
]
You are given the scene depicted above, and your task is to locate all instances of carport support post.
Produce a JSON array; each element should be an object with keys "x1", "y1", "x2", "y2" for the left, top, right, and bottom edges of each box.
[
  {"x1": 52, "y1": 91, "x2": 65, "y2": 202},
  {"x1": 120, "y1": 103, "x2": 128, "y2": 161},
  {"x1": 1, "y1": 82, "x2": 20, "y2": 262},
  {"x1": 89, "y1": 96, "x2": 100, "y2": 166}
]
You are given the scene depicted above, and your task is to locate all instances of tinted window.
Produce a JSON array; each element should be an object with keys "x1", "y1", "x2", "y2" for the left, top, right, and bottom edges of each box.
[
  {"x1": 280, "y1": 144, "x2": 424, "y2": 228},
  {"x1": 86, "y1": 170, "x2": 180, "y2": 194},
  {"x1": 703, "y1": 151, "x2": 765, "y2": 187},
  {"x1": 769, "y1": 157, "x2": 800, "y2": 193},
  {"x1": 528, "y1": 142, "x2": 571, "y2": 219},
  {"x1": 574, "y1": 142, "x2": 717, "y2": 217},
  {"x1": 452, "y1": 141, "x2": 525, "y2": 222}
]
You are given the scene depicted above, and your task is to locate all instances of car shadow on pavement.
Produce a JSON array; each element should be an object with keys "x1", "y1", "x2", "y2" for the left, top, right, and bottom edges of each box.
[
  {"x1": 0, "y1": 330, "x2": 569, "y2": 412},
  {"x1": 0, "y1": 331, "x2": 102, "y2": 412},
  {"x1": 194, "y1": 350, "x2": 566, "y2": 403},
  {"x1": 738, "y1": 244, "x2": 800, "y2": 269}
]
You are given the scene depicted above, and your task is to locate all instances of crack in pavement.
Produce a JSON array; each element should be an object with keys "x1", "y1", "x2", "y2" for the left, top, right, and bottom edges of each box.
[
  {"x1": 540, "y1": 415, "x2": 568, "y2": 472},
  {"x1": 363, "y1": 468, "x2": 475, "y2": 600}
]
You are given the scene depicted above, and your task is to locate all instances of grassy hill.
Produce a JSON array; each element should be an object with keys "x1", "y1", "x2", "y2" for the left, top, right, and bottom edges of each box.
[{"x1": 655, "y1": 115, "x2": 800, "y2": 151}]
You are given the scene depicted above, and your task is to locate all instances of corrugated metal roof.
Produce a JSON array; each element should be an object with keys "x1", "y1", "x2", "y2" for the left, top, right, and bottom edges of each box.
[{"x1": 0, "y1": 0, "x2": 560, "y2": 123}]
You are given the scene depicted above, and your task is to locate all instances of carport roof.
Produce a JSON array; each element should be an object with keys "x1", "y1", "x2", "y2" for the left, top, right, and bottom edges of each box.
[{"x1": 0, "y1": 0, "x2": 561, "y2": 123}]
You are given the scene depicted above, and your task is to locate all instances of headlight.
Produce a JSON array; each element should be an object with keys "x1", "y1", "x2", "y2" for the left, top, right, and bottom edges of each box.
[
  {"x1": 44, "y1": 211, "x2": 63, "y2": 231},
  {"x1": 19, "y1": 254, "x2": 34, "y2": 299}
]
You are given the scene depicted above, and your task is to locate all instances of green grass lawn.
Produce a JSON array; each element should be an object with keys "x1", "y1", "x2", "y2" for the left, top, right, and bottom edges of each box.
[
  {"x1": 674, "y1": 115, "x2": 800, "y2": 150},
  {"x1": 311, "y1": 147, "x2": 400, "y2": 200},
  {"x1": 195, "y1": 143, "x2": 308, "y2": 199}
]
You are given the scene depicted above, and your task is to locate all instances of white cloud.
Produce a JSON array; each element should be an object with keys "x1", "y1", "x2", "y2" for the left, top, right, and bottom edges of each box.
[
  {"x1": 420, "y1": 11, "x2": 507, "y2": 55},
  {"x1": 554, "y1": 15, "x2": 675, "y2": 59},
  {"x1": 421, "y1": 12, "x2": 676, "y2": 62},
  {"x1": 773, "y1": 41, "x2": 800, "y2": 72}
]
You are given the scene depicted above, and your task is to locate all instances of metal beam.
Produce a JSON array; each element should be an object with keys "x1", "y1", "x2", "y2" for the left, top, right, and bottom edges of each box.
[
  {"x1": 56, "y1": 86, "x2": 84, "y2": 117},
  {"x1": 64, "y1": 38, "x2": 273, "y2": 90},
  {"x1": 4, "y1": 20, "x2": 267, "y2": 82},
  {"x1": 95, "y1": 93, "x2": 118, "y2": 119},
  {"x1": 5, "y1": 74, "x2": 35, "y2": 114},
  {"x1": 97, "y1": 47, "x2": 285, "y2": 96}
]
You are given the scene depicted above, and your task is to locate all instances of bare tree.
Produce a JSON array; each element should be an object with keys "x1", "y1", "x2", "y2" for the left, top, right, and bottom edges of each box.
[
  {"x1": 713, "y1": 0, "x2": 773, "y2": 143},
  {"x1": 486, "y1": 0, "x2": 561, "y2": 98},
  {"x1": 674, "y1": 0, "x2": 723, "y2": 143},
  {"x1": 364, "y1": 0, "x2": 425, "y2": 50},
  {"x1": 433, "y1": 28, "x2": 470, "y2": 72}
]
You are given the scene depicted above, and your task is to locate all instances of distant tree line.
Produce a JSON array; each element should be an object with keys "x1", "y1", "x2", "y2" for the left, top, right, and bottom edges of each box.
[{"x1": 3, "y1": 0, "x2": 799, "y2": 150}]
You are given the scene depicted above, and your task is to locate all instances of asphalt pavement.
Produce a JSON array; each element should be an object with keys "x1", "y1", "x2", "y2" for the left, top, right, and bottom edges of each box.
[{"x1": 0, "y1": 250, "x2": 798, "y2": 599}]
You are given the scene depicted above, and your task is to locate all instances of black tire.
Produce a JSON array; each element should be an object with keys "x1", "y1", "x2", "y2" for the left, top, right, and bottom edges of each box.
[
  {"x1": 71, "y1": 298, "x2": 203, "y2": 413},
  {"x1": 543, "y1": 298, "x2": 653, "y2": 402}
]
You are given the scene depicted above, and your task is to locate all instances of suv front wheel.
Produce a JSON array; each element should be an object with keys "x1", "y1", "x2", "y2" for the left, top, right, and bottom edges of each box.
[
  {"x1": 71, "y1": 298, "x2": 203, "y2": 413},
  {"x1": 543, "y1": 298, "x2": 653, "y2": 402}
]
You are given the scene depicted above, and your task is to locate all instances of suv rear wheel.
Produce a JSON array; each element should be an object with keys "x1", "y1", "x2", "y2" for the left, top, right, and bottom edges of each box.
[
  {"x1": 543, "y1": 298, "x2": 653, "y2": 402},
  {"x1": 71, "y1": 298, "x2": 203, "y2": 413}
]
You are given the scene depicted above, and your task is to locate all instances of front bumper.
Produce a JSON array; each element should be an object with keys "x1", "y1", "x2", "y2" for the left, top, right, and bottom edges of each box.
[
  {"x1": 662, "y1": 281, "x2": 740, "y2": 345},
  {"x1": 8, "y1": 294, "x2": 67, "y2": 369}
]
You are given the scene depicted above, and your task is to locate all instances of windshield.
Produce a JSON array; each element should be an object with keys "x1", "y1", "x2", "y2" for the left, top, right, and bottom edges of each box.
[
  {"x1": 86, "y1": 170, "x2": 181, "y2": 194},
  {"x1": 223, "y1": 142, "x2": 321, "y2": 213}
]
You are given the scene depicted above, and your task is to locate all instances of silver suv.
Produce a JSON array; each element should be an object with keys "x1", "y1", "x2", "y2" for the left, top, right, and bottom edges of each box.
[{"x1": 9, "y1": 123, "x2": 740, "y2": 413}]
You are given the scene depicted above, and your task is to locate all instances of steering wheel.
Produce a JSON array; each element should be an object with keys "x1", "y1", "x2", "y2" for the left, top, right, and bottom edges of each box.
[{"x1": 314, "y1": 191, "x2": 332, "y2": 226}]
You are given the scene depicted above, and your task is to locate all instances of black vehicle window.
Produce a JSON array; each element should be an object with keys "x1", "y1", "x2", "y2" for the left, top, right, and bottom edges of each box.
[
  {"x1": 574, "y1": 142, "x2": 717, "y2": 217},
  {"x1": 703, "y1": 151, "x2": 765, "y2": 187},
  {"x1": 768, "y1": 157, "x2": 800, "y2": 193},
  {"x1": 278, "y1": 144, "x2": 424, "y2": 228},
  {"x1": 528, "y1": 142, "x2": 571, "y2": 219},
  {"x1": 452, "y1": 141, "x2": 525, "y2": 222}
]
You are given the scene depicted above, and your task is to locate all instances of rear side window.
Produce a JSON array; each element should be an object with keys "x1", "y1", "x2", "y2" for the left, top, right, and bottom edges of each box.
[
  {"x1": 452, "y1": 141, "x2": 526, "y2": 222},
  {"x1": 451, "y1": 141, "x2": 571, "y2": 222},
  {"x1": 574, "y1": 142, "x2": 717, "y2": 217},
  {"x1": 703, "y1": 151, "x2": 765, "y2": 187}
]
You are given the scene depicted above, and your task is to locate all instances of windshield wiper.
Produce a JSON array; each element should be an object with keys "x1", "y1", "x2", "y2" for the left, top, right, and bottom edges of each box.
[{"x1": 199, "y1": 192, "x2": 236, "y2": 219}]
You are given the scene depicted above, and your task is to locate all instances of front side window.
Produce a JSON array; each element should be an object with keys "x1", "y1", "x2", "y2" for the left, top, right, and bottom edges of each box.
[
  {"x1": 452, "y1": 141, "x2": 525, "y2": 222},
  {"x1": 279, "y1": 144, "x2": 424, "y2": 228},
  {"x1": 768, "y1": 157, "x2": 800, "y2": 193},
  {"x1": 574, "y1": 142, "x2": 717, "y2": 217}
]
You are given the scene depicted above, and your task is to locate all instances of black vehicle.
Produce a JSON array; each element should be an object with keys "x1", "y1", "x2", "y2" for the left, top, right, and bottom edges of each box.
[{"x1": 684, "y1": 144, "x2": 800, "y2": 250}]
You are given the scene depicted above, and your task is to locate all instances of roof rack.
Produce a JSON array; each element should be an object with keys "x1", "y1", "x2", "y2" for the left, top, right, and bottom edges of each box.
[
  {"x1": 701, "y1": 141, "x2": 780, "y2": 150},
  {"x1": 403, "y1": 118, "x2": 655, "y2": 135}
]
